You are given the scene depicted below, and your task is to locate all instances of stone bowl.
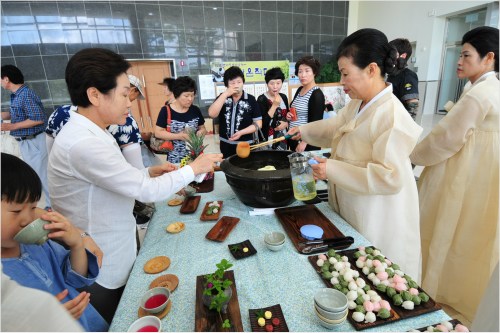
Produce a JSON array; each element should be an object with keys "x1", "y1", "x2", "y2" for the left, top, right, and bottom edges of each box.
[{"x1": 220, "y1": 150, "x2": 295, "y2": 208}]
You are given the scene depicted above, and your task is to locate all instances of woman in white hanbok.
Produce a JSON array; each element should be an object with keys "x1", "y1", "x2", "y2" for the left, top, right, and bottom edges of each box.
[
  {"x1": 288, "y1": 29, "x2": 423, "y2": 280},
  {"x1": 411, "y1": 26, "x2": 499, "y2": 321}
]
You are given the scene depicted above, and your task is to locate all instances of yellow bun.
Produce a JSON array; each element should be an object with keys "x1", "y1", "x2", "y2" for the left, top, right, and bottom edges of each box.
[
  {"x1": 166, "y1": 222, "x2": 185, "y2": 233},
  {"x1": 236, "y1": 142, "x2": 250, "y2": 158}
]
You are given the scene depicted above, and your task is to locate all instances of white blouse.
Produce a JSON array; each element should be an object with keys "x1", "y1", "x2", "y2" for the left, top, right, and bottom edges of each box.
[{"x1": 48, "y1": 112, "x2": 194, "y2": 288}]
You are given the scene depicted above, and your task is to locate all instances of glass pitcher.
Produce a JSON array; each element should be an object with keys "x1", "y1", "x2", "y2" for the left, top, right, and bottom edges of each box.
[{"x1": 288, "y1": 152, "x2": 317, "y2": 201}]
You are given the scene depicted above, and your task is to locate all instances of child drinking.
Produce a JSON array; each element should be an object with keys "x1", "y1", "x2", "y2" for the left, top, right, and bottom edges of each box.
[{"x1": 1, "y1": 153, "x2": 108, "y2": 331}]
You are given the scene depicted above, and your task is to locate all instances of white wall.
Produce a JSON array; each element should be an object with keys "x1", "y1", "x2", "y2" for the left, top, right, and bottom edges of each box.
[{"x1": 347, "y1": 0, "x2": 494, "y2": 114}]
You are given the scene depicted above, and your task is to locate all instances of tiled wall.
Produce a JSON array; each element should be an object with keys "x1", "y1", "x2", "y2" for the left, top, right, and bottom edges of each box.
[{"x1": 1, "y1": 1, "x2": 348, "y2": 114}]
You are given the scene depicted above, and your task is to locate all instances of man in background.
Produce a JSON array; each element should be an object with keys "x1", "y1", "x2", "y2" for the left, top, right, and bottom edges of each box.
[
  {"x1": 1, "y1": 65, "x2": 51, "y2": 210},
  {"x1": 387, "y1": 38, "x2": 419, "y2": 120}
]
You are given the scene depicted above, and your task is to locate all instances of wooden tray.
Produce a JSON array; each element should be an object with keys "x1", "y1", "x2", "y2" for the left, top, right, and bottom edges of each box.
[
  {"x1": 307, "y1": 255, "x2": 400, "y2": 330},
  {"x1": 274, "y1": 205, "x2": 345, "y2": 253},
  {"x1": 206, "y1": 216, "x2": 240, "y2": 242},
  {"x1": 339, "y1": 248, "x2": 441, "y2": 320},
  {"x1": 413, "y1": 319, "x2": 462, "y2": 332},
  {"x1": 195, "y1": 270, "x2": 243, "y2": 332},
  {"x1": 191, "y1": 173, "x2": 215, "y2": 193},
  {"x1": 180, "y1": 195, "x2": 201, "y2": 214},
  {"x1": 249, "y1": 304, "x2": 289, "y2": 332},
  {"x1": 200, "y1": 201, "x2": 223, "y2": 221},
  {"x1": 228, "y1": 239, "x2": 257, "y2": 260}
]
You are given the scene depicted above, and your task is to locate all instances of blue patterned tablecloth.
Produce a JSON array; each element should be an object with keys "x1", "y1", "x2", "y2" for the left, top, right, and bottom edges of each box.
[{"x1": 110, "y1": 173, "x2": 450, "y2": 332}]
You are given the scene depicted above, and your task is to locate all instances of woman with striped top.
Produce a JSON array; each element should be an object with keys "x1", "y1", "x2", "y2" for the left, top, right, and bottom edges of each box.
[{"x1": 287, "y1": 56, "x2": 325, "y2": 152}]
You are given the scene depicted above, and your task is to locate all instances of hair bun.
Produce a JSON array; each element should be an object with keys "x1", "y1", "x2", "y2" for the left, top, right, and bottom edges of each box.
[{"x1": 384, "y1": 45, "x2": 399, "y2": 75}]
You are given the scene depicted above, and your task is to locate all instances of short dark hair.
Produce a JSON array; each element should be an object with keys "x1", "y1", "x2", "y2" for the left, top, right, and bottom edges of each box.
[
  {"x1": 1, "y1": 65, "x2": 24, "y2": 84},
  {"x1": 336, "y1": 28, "x2": 399, "y2": 76},
  {"x1": 389, "y1": 38, "x2": 412, "y2": 68},
  {"x1": 223, "y1": 66, "x2": 245, "y2": 87},
  {"x1": 462, "y1": 26, "x2": 499, "y2": 72},
  {"x1": 295, "y1": 56, "x2": 321, "y2": 76},
  {"x1": 1, "y1": 153, "x2": 41, "y2": 204},
  {"x1": 265, "y1": 67, "x2": 285, "y2": 83},
  {"x1": 162, "y1": 77, "x2": 176, "y2": 91},
  {"x1": 65, "y1": 48, "x2": 131, "y2": 107},
  {"x1": 325, "y1": 104, "x2": 334, "y2": 112},
  {"x1": 172, "y1": 76, "x2": 197, "y2": 98},
  {"x1": 389, "y1": 38, "x2": 412, "y2": 59}
]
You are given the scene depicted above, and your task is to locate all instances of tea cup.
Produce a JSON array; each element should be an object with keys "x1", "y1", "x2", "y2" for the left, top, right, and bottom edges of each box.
[
  {"x1": 127, "y1": 315, "x2": 161, "y2": 332},
  {"x1": 13, "y1": 218, "x2": 51, "y2": 245},
  {"x1": 140, "y1": 287, "x2": 170, "y2": 314}
]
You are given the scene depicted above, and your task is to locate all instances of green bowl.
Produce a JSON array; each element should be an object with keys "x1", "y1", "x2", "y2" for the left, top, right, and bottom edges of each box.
[{"x1": 13, "y1": 218, "x2": 51, "y2": 245}]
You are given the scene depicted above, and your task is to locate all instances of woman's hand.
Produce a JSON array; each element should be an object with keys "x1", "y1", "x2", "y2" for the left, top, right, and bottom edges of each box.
[
  {"x1": 311, "y1": 157, "x2": 328, "y2": 180},
  {"x1": 296, "y1": 141, "x2": 307, "y2": 152},
  {"x1": 41, "y1": 212, "x2": 83, "y2": 250},
  {"x1": 274, "y1": 121, "x2": 288, "y2": 132},
  {"x1": 56, "y1": 289, "x2": 90, "y2": 320},
  {"x1": 189, "y1": 153, "x2": 223, "y2": 175},
  {"x1": 272, "y1": 94, "x2": 282, "y2": 107},
  {"x1": 81, "y1": 235, "x2": 103, "y2": 267},
  {"x1": 228, "y1": 131, "x2": 243, "y2": 141},
  {"x1": 148, "y1": 162, "x2": 178, "y2": 178},
  {"x1": 286, "y1": 127, "x2": 301, "y2": 140}
]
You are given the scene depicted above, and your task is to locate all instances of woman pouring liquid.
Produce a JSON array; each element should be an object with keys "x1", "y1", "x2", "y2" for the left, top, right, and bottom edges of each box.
[{"x1": 287, "y1": 29, "x2": 423, "y2": 280}]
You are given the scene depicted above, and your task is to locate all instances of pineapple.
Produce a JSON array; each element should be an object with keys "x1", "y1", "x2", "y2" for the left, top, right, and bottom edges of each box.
[{"x1": 185, "y1": 127, "x2": 208, "y2": 160}]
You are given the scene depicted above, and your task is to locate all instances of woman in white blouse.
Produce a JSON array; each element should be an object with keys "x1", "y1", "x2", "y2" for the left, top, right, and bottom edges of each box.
[{"x1": 48, "y1": 48, "x2": 222, "y2": 323}]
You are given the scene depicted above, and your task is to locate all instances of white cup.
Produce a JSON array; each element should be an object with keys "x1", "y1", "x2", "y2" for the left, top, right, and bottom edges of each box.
[{"x1": 127, "y1": 315, "x2": 161, "y2": 332}]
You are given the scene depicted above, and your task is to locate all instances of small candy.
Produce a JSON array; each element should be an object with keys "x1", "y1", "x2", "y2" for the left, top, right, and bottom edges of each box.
[
  {"x1": 258, "y1": 318, "x2": 265, "y2": 327},
  {"x1": 454, "y1": 324, "x2": 469, "y2": 332},
  {"x1": 409, "y1": 288, "x2": 419, "y2": 296},
  {"x1": 318, "y1": 254, "x2": 327, "y2": 261},
  {"x1": 435, "y1": 324, "x2": 449, "y2": 332},
  {"x1": 264, "y1": 311, "x2": 272, "y2": 319},
  {"x1": 265, "y1": 324, "x2": 274, "y2": 332},
  {"x1": 243, "y1": 247, "x2": 249, "y2": 253},
  {"x1": 272, "y1": 318, "x2": 280, "y2": 327}
]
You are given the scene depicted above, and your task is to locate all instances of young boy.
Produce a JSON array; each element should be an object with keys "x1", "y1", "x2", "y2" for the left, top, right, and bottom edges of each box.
[{"x1": 1, "y1": 153, "x2": 108, "y2": 331}]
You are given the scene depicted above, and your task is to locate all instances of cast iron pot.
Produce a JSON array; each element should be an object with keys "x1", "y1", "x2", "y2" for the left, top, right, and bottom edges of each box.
[{"x1": 220, "y1": 150, "x2": 295, "y2": 208}]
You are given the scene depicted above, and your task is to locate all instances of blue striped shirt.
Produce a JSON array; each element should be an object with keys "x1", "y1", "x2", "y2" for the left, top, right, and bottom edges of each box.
[{"x1": 9, "y1": 85, "x2": 47, "y2": 137}]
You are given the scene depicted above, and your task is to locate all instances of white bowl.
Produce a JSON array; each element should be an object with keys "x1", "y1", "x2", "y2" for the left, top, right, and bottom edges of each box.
[
  {"x1": 264, "y1": 231, "x2": 285, "y2": 245},
  {"x1": 127, "y1": 315, "x2": 161, "y2": 332},
  {"x1": 264, "y1": 241, "x2": 285, "y2": 252},
  {"x1": 315, "y1": 307, "x2": 348, "y2": 329},
  {"x1": 314, "y1": 302, "x2": 348, "y2": 321},
  {"x1": 314, "y1": 288, "x2": 348, "y2": 313},
  {"x1": 140, "y1": 287, "x2": 170, "y2": 314}
]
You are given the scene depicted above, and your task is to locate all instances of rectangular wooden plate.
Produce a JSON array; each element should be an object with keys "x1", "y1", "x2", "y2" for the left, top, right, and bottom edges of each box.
[
  {"x1": 180, "y1": 195, "x2": 201, "y2": 214},
  {"x1": 307, "y1": 255, "x2": 400, "y2": 330},
  {"x1": 339, "y1": 247, "x2": 441, "y2": 320},
  {"x1": 195, "y1": 270, "x2": 243, "y2": 332},
  {"x1": 414, "y1": 319, "x2": 462, "y2": 331},
  {"x1": 191, "y1": 175, "x2": 215, "y2": 193},
  {"x1": 200, "y1": 201, "x2": 223, "y2": 221},
  {"x1": 249, "y1": 304, "x2": 289, "y2": 332},
  {"x1": 206, "y1": 216, "x2": 240, "y2": 242},
  {"x1": 274, "y1": 205, "x2": 345, "y2": 253},
  {"x1": 228, "y1": 239, "x2": 257, "y2": 260}
]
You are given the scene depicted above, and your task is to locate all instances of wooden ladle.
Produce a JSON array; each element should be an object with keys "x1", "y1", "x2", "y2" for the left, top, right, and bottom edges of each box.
[{"x1": 236, "y1": 134, "x2": 294, "y2": 158}]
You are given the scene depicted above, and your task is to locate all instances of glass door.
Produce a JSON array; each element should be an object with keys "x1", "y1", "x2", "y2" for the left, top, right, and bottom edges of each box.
[{"x1": 436, "y1": 8, "x2": 487, "y2": 113}]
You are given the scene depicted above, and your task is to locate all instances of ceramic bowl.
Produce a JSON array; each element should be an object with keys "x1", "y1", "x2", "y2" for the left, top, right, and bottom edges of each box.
[
  {"x1": 315, "y1": 307, "x2": 348, "y2": 329},
  {"x1": 184, "y1": 185, "x2": 196, "y2": 197},
  {"x1": 314, "y1": 288, "x2": 348, "y2": 313},
  {"x1": 127, "y1": 315, "x2": 161, "y2": 332},
  {"x1": 140, "y1": 287, "x2": 170, "y2": 314},
  {"x1": 264, "y1": 231, "x2": 285, "y2": 245},
  {"x1": 13, "y1": 218, "x2": 51, "y2": 245},
  {"x1": 314, "y1": 302, "x2": 348, "y2": 321}
]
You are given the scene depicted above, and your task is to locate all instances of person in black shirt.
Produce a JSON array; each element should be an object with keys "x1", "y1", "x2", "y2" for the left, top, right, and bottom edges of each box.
[{"x1": 387, "y1": 38, "x2": 419, "y2": 119}]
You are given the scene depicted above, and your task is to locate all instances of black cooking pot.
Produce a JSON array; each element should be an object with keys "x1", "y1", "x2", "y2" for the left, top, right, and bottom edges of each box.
[{"x1": 220, "y1": 150, "x2": 295, "y2": 208}]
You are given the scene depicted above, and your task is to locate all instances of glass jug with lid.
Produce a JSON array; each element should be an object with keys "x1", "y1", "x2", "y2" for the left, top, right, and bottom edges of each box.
[{"x1": 288, "y1": 152, "x2": 317, "y2": 201}]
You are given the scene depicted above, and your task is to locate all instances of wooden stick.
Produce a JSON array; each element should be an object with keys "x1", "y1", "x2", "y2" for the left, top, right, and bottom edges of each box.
[{"x1": 249, "y1": 136, "x2": 286, "y2": 150}]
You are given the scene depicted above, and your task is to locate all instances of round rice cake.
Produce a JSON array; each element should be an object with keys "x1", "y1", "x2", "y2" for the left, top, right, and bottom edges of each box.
[
  {"x1": 166, "y1": 222, "x2": 185, "y2": 233},
  {"x1": 167, "y1": 198, "x2": 183, "y2": 206},
  {"x1": 144, "y1": 256, "x2": 171, "y2": 274}
]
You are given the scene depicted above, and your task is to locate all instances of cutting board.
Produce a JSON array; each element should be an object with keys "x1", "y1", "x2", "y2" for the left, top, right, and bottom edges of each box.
[{"x1": 274, "y1": 205, "x2": 345, "y2": 253}]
